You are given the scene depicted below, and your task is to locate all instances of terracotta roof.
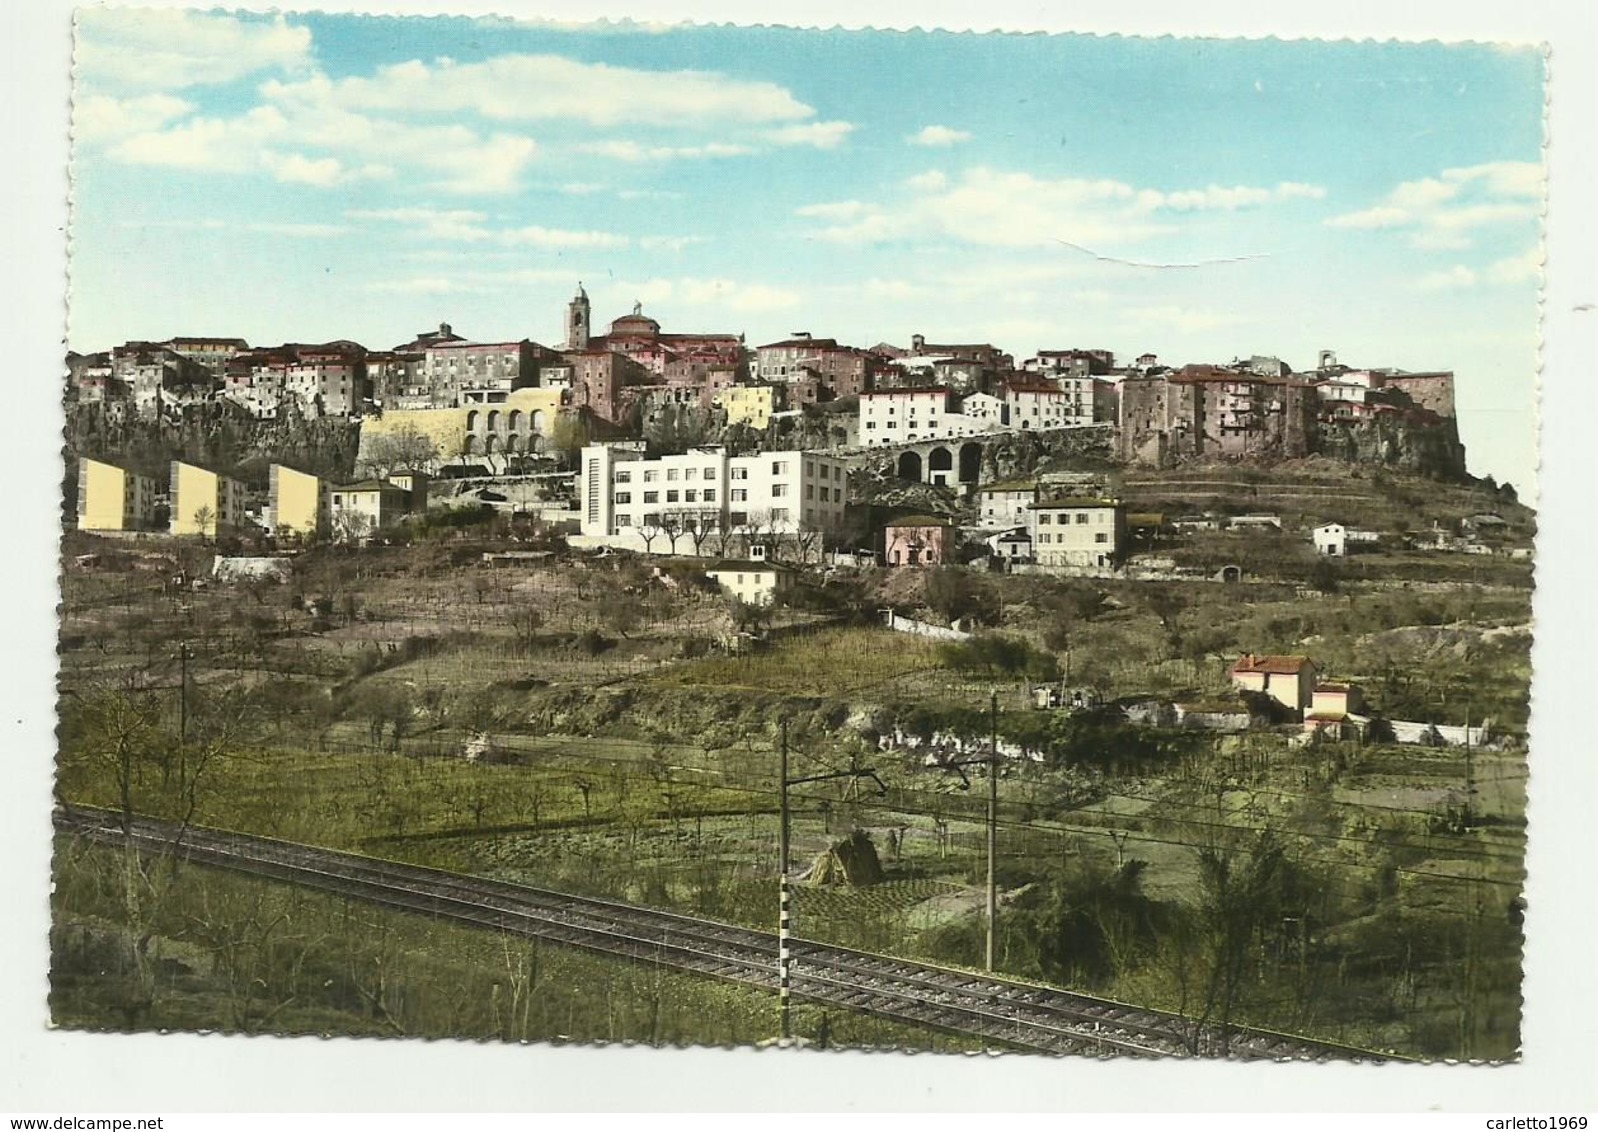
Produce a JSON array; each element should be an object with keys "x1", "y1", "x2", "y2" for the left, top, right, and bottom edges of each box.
[{"x1": 1232, "y1": 654, "x2": 1315, "y2": 675}]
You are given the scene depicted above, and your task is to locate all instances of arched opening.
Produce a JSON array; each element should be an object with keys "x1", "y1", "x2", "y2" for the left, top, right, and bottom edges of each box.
[
  {"x1": 484, "y1": 435, "x2": 498, "y2": 455},
  {"x1": 927, "y1": 446, "x2": 953, "y2": 486},
  {"x1": 530, "y1": 409, "x2": 547, "y2": 435},
  {"x1": 486, "y1": 409, "x2": 501, "y2": 432},
  {"x1": 506, "y1": 435, "x2": 522, "y2": 453},
  {"x1": 464, "y1": 434, "x2": 480, "y2": 455},
  {"x1": 507, "y1": 409, "x2": 523, "y2": 433},
  {"x1": 896, "y1": 451, "x2": 923, "y2": 482},
  {"x1": 465, "y1": 409, "x2": 480, "y2": 432},
  {"x1": 958, "y1": 442, "x2": 982, "y2": 483}
]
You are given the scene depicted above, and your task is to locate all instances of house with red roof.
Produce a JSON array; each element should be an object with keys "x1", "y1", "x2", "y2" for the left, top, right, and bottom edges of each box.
[{"x1": 1229, "y1": 654, "x2": 1320, "y2": 715}]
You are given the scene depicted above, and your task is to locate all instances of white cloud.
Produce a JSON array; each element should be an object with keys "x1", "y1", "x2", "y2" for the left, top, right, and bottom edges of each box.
[
  {"x1": 73, "y1": 93, "x2": 193, "y2": 144},
  {"x1": 262, "y1": 152, "x2": 380, "y2": 188},
  {"x1": 1326, "y1": 160, "x2": 1543, "y2": 250},
  {"x1": 75, "y1": 10, "x2": 312, "y2": 93},
  {"x1": 909, "y1": 125, "x2": 972, "y2": 147},
  {"x1": 639, "y1": 235, "x2": 707, "y2": 252},
  {"x1": 1415, "y1": 247, "x2": 1543, "y2": 291},
  {"x1": 1117, "y1": 305, "x2": 1247, "y2": 335},
  {"x1": 501, "y1": 225, "x2": 629, "y2": 250},
  {"x1": 1490, "y1": 246, "x2": 1544, "y2": 284},
  {"x1": 626, "y1": 277, "x2": 802, "y2": 313},
  {"x1": 796, "y1": 168, "x2": 1322, "y2": 249},
  {"x1": 261, "y1": 54, "x2": 816, "y2": 129},
  {"x1": 767, "y1": 121, "x2": 855, "y2": 149},
  {"x1": 348, "y1": 208, "x2": 493, "y2": 241},
  {"x1": 350, "y1": 207, "x2": 630, "y2": 250},
  {"x1": 575, "y1": 140, "x2": 754, "y2": 162},
  {"x1": 1416, "y1": 265, "x2": 1480, "y2": 292},
  {"x1": 364, "y1": 277, "x2": 474, "y2": 296},
  {"x1": 795, "y1": 200, "x2": 871, "y2": 221},
  {"x1": 106, "y1": 95, "x2": 539, "y2": 195},
  {"x1": 119, "y1": 218, "x2": 346, "y2": 238}
]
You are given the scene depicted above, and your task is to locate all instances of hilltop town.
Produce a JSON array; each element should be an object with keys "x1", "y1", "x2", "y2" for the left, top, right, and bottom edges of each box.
[
  {"x1": 69, "y1": 284, "x2": 1496, "y2": 555},
  {"x1": 56, "y1": 288, "x2": 1532, "y2": 1060}
]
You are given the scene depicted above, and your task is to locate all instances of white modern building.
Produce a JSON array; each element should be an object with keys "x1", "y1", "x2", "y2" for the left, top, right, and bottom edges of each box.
[{"x1": 579, "y1": 443, "x2": 849, "y2": 552}]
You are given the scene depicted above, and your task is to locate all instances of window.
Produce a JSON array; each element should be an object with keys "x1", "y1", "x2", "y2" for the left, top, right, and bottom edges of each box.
[
  {"x1": 833, "y1": 488, "x2": 842, "y2": 502},
  {"x1": 772, "y1": 461, "x2": 788, "y2": 474},
  {"x1": 614, "y1": 470, "x2": 631, "y2": 483},
  {"x1": 731, "y1": 489, "x2": 748, "y2": 502},
  {"x1": 667, "y1": 490, "x2": 680, "y2": 503},
  {"x1": 615, "y1": 492, "x2": 632, "y2": 504},
  {"x1": 685, "y1": 468, "x2": 698, "y2": 481},
  {"x1": 643, "y1": 470, "x2": 658, "y2": 483},
  {"x1": 1077, "y1": 513, "x2": 1089, "y2": 524},
  {"x1": 730, "y1": 511, "x2": 748, "y2": 526},
  {"x1": 703, "y1": 467, "x2": 717, "y2": 481},
  {"x1": 772, "y1": 508, "x2": 790, "y2": 523},
  {"x1": 866, "y1": 421, "x2": 876, "y2": 430},
  {"x1": 703, "y1": 489, "x2": 716, "y2": 503},
  {"x1": 1039, "y1": 513, "x2": 1052, "y2": 525},
  {"x1": 1095, "y1": 532, "x2": 1109, "y2": 544},
  {"x1": 805, "y1": 461, "x2": 815, "y2": 476},
  {"x1": 686, "y1": 490, "x2": 698, "y2": 502},
  {"x1": 804, "y1": 509, "x2": 814, "y2": 524},
  {"x1": 616, "y1": 515, "x2": 631, "y2": 527},
  {"x1": 667, "y1": 468, "x2": 680, "y2": 481},
  {"x1": 731, "y1": 467, "x2": 749, "y2": 480},
  {"x1": 805, "y1": 485, "x2": 814, "y2": 500}
]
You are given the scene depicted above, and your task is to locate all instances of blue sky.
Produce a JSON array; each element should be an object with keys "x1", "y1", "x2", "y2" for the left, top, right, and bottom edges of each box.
[{"x1": 69, "y1": 11, "x2": 1545, "y2": 493}]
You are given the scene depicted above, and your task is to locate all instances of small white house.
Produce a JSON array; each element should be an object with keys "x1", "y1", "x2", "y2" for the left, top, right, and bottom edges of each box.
[
  {"x1": 703, "y1": 560, "x2": 793, "y2": 607},
  {"x1": 1312, "y1": 523, "x2": 1348, "y2": 557}
]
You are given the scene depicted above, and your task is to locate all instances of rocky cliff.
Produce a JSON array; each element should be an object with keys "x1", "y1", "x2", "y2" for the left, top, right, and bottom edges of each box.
[
  {"x1": 65, "y1": 401, "x2": 361, "y2": 488},
  {"x1": 1316, "y1": 416, "x2": 1470, "y2": 482}
]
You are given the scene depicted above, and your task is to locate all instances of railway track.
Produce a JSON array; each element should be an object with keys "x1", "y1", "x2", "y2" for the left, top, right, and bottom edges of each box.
[{"x1": 55, "y1": 806, "x2": 1391, "y2": 1062}]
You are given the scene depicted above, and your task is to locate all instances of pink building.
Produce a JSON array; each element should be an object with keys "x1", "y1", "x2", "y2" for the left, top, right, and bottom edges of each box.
[{"x1": 884, "y1": 516, "x2": 952, "y2": 567}]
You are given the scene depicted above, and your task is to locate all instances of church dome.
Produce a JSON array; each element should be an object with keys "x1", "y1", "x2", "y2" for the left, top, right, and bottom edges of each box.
[{"x1": 609, "y1": 302, "x2": 661, "y2": 338}]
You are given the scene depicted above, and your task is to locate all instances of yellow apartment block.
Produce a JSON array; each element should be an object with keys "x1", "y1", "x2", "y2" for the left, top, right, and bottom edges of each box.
[
  {"x1": 169, "y1": 460, "x2": 246, "y2": 537},
  {"x1": 714, "y1": 385, "x2": 777, "y2": 430},
  {"x1": 268, "y1": 464, "x2": 328, "y2": 538},
  {"x1": 361, "y1": 387, "x2": 564, "y2": 462},
  {"x1": 76, "y1": 458, "x2": 156, "y2": 532}
]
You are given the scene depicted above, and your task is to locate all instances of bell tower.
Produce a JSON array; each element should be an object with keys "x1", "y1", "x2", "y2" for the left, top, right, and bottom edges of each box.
[{"x1": 567, "y1": 282, "x2": 591, "y2": 350}]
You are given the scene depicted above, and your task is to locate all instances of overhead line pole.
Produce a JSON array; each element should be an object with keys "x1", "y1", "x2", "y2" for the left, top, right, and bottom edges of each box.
[
  {"x1": 986, "y1": 690, "x2": 998, "y2": 974},
  {"x1": 778, "y1": 718, "x2": 792, "y2": 1042},
  {"x1": 776, "y1": 721, "x2": 884, "y2": 1045}
]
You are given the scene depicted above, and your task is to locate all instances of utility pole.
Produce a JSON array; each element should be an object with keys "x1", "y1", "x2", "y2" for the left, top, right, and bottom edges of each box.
[
  {"x1": 1463, "y1": 693, "x2": 1474, "y2": 830},
  {"x1": 776, "y1": 721, "x2": 884, "y2": 1045},
  {"x1": 177, "y1": 641, "x2": 190, "y2": 792},
  {"x1": 986, "y1": 690, "x2": 998, "y2": 974},
  {"x1": 778, "y1": 719, "x2": 792, "y2": 1042}
]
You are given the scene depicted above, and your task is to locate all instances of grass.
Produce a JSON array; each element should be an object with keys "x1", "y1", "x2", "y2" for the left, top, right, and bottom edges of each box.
[{"x1": 646, "y1": 625, "x2": 950, "y2": 698}]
